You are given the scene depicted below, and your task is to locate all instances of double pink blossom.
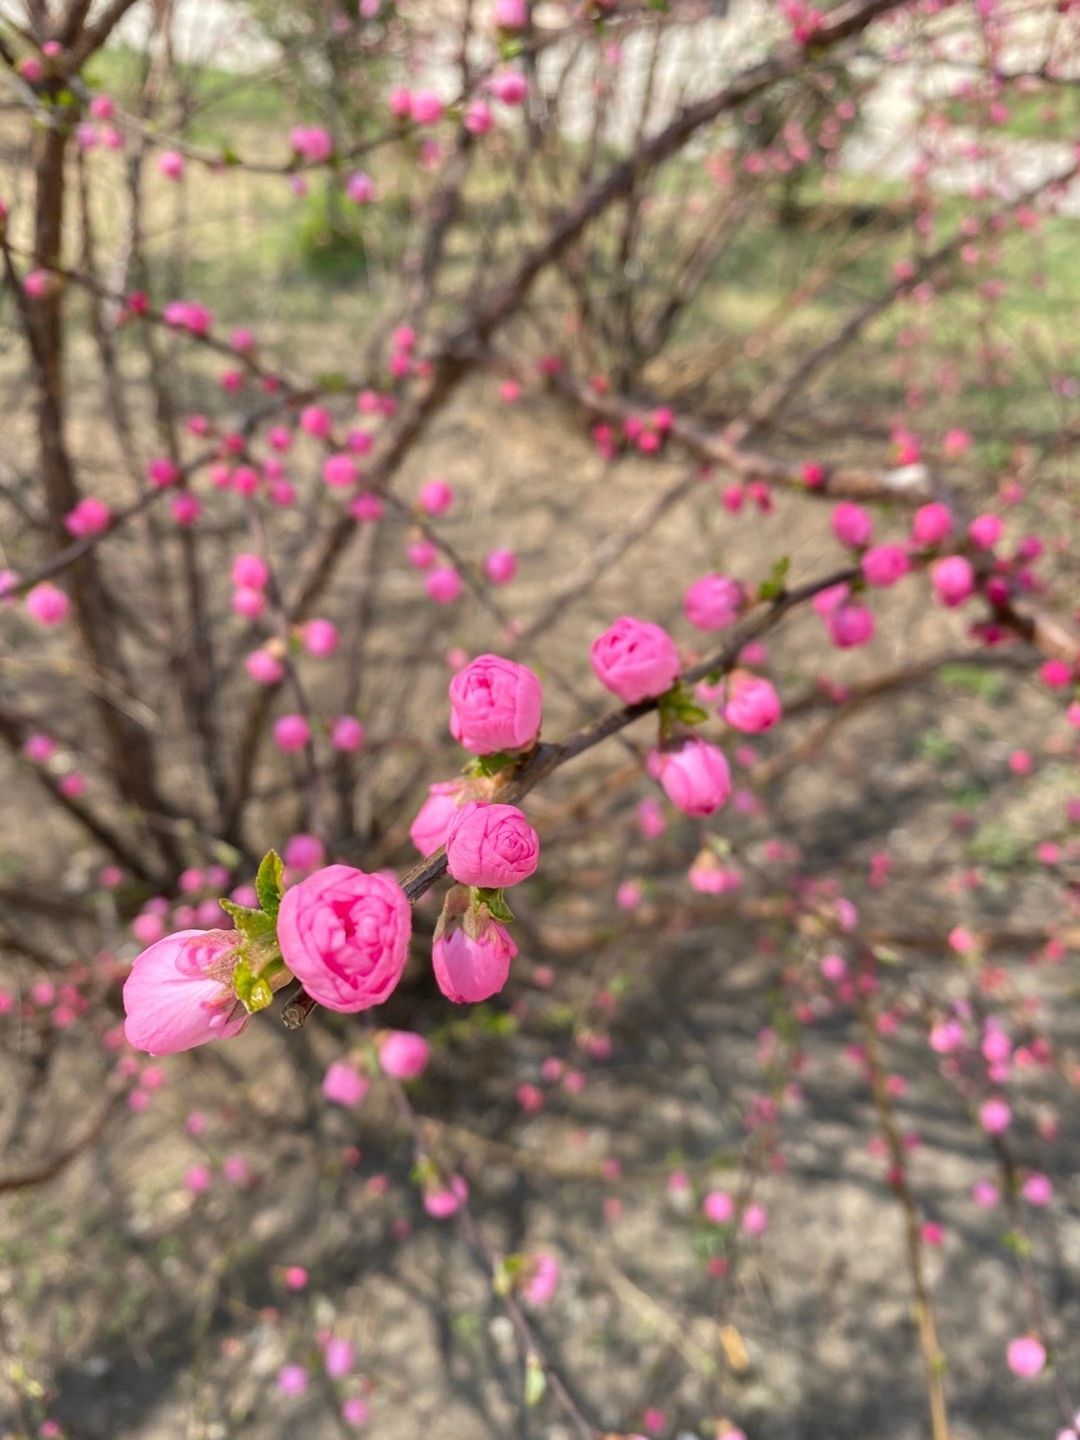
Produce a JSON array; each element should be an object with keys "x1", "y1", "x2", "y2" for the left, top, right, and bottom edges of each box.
[
  {"x1": 683, "y1": 574, "x2": 742, "y2": 631},
  {"x1": 449, "y1": 654, "x2": 543, "y2": 754},
  {"x1": 651, "y1": 739, "x2": 731, "y2": 816},
  {"x1": 277, "y1": 865, "x2": 412, "y2": 1013},
  {"x1": 723, "y1": 672, "x2": 781, "y2": 733},
  {"x1": 591, "y1": 616, "x2": 680, "y2": 704},
  {"x1": 123, "y1": 929, "x2": 248, "y2": 1055},
  {"x1": 432, "y1": 901, "x2": 518, "y2": 1003},
  {"x1": 445, "y1": 802, "x2": 539, "y2": 888}
]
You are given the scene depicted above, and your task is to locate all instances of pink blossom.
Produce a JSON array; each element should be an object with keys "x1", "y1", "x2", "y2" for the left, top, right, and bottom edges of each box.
[
  {"x1": 323, "y1": 454, "x2": 358, "y2": 489},
  {"x1": 322, "y1": 1060, "x2": 370, "y2": 1107},
  {"x1": 23, "y1": 732, "x2": 56, "y2": 763},
  {"x1": 932, "y1": 555, "x2": 976, "y2": 607},
  {"x1": 246, "y1": 649, "x2": 285, "y2": 685},
  {"x1": 342, "y1": 1397, "x2": 370, "y2": 1427},
  {"x1": 346, "y1": 171, "x2": 375, "y2": 204},
  {"x1": 827, "y1": 603, "x2": 875, "y2": 649},
  {"x1": 703, "y1": 1190, "x2": 734, "y2": 1224},
  {"x1": 378, "y1": 1030, "x2": 430, "y2": 1079},
  {"x1": 449, "y1": 654, "x2": 543, "y2": 754},
  {"x1": 323, "y1": 1336, "x2": 355, "y2": 1379},
  {"x1": 591, "y1": 616, "x2": 680, "y2": 704},
  {"x1": 274, "y1": 714, "x2": 311, "y2": 752},
  {"x1": 484, "y1": 549, "x2": 518, "y2": 584},
  {"x1": 410, "y1": 90, "x2": 445, "y2": 126},
  {"x1": 291, "y1": 126, "x2": 333, "y2": 162},
  {"x1": 283, "y1": 1265, "x2": 308, "y2": 1289},
  {"x1": 912, "y1": 502, "x2": 953, "y2": 547},
  {"x1": 742, "y1": 1203, "x2": 768, "y2": 1235},
  {"x1": 424, "y1": 1174, "x2": 468, "y2": 1217},
  {"x1": 64, "y1": 497, "x2": 112, "y2": 537},
  {"x1": 493, "y1": 0, "x2": 527, "y2": 25},
  {"x1": 490, "y1": 71, "x2": 528, "y2": 105},
  {"x1": 432, "y1": 912, "x2": 517, "y2": 1003},
  {"x1": 1021, "y1": 1173, "x2": 1053, "y2": 1207},
  {"x1": 426, "y1": 567, "x2": 462, "y2": 604},
  {"x1": 350, "y1": 493, "x2": 384, "y2": 523},
  {"x1": 653, "y1": 739, "x2": 731, "y2": 817},
  {"x1": 277, "y1": 1364, "x2": 309, "y2": 1397},
  {"x1": 683, "y1": 574, "x2": 742, "y2": 631},
  {"x1": 331, "y1": 716, "x2": 365, "y2": 752},
  {"x1": 1006, "y1": 1336, "x2": 1046, "y2": 1378},
  {"x1": 277, "y1": 865, "x2": 412, "y2": 1013},
  {"x1": 231, "y1": 552, "x2": 269, "y2": 589},
  {"x1": 979, "y1": 1097, "x2": 1012, "y2": 1134},
  {"x1": 861, "y1": 544, "x2": 910, "y2": 588},
  {"x1": 972, "y1": 1178, "x2": 999, "y2": 1208},
  {"x1": 123, "y1": 929, "x2": 248, "y2": 1054},
  {"x1": 523, "y1": 1252, "x2": 560, "y2": 1306},
  {"x1": 410, "y1": 780, "x2": 466, "y2": 856},
  {"x1": 968, "y1": 513, "x2": 1003, "y2": 549},
  {"x1": 184, "y1": 1163, "x2": 212, "y2": 1194},
  {"x1": 832, "y1": 501, "x2": 873, "y2": 549},
  {"x1": 284, "y1": 833, "x2": 325, "y2": 872},
  {"x1": 465, "y1": 99, "x2": 494, "y2": 134},
  {"x1": 445, "y1": 802, "x2": 539, "y2": 888},
  {"x1": 723, "y1": 672, "x2": 781, "y2": 733},
  {"x1": 418, "y1": 479, "x2": 454, "y2": 515},
  {"x1": 158, "y1": 149, "x2": 184, "y2": 180},
  {"x1": 25, "y1": 583, "x2": 70, "y2": 626},
  {"x1": 234, "y1": 587, "x2": 267, "y2": 622},
  {"x1": 302, "y1": 618, "x2": 339, "y2": 657}
]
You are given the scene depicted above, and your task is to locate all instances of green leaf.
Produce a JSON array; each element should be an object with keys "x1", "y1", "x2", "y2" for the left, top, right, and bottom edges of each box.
[
  {"x1": 232, "y1": 956, "x2": 275, "y2": 1014},
  {"x1": 524, "y1": 1353, "x2": 546, "y2": 1408},
  {"x1": 465, "y1": 750, "x2": 517, "y2": 778},
  {"x1": 492, "y1": 1253, "x2": 524, "y2": 1296},
  {"x1": 759, "y1": 556, "x2": 790, "y2": 601},
  {"x1": 255, "y1": 850, "x2": 285, "y2": 921},
  {"x1": 219, "y1": 898, "x2": 276, "y2": 944}
]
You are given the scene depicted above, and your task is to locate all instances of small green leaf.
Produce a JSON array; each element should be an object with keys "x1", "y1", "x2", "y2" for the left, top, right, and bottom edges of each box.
[
  {"x1": 759, "y1": 556, "x2": 790, "y2": 601},
  {"x1": 524, "y1": 1353, "x2": 546, "y2": 1407},
  {"x1": 492, "y1": 1253, "x2": 524, "y2": 1296},
  {"x1": 220, "y1": 898, "x2": 276, "y2": 944},
  {"x1": 233, "y1": 957, "x2": 274, "y2": 1014},
  {"x1": 255, "y1": 849, "x2": 284, "y2": 920}
]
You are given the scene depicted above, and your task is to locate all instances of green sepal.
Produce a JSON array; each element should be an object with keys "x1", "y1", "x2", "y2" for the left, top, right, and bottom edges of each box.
[
  {"x1": 465, "y1": 750, "x2": 516, "y2": 778},
  {"x1": 472, "y1": 887, "x2": 515, "y2": 924},
  {"x1": 492, "y1": 1252, "x2": 525, "y2": 1297},
  {"x1": 759, "y1": 555, "x2": 790, "y2": 601},
  {"x1": 255, "y1": 849, "x2": 285, "y2": 921},
  {"x1": 233, "y1": 955, "x2": 284, "y2": 1014},
  {"x1": 658, "y1": 681, "x2": 709, "y2": 730}
]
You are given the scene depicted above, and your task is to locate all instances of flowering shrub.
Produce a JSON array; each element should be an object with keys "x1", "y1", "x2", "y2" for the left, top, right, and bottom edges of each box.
[{"x1": 1, "y1": 0, "x2": 1079, "y2": 1436}]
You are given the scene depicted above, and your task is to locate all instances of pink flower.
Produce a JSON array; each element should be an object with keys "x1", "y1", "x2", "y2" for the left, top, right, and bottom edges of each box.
[
  {"x1": 979, "y1": 1097, "x2": 1012, "y2": 1134},
  {"x1": 64, "y1": 497, "x2": 112, "y2": 537},
  {"x1": 346, "y1": 170, "x2": 375, "y2": 204},
  {"x1": 1006, "y1": 1336, "x2": 1046, "y2": 1378},
  {"x1": 445, "y1": 802, "x2": 540, "y2": 888},
  {"x1": 410, "y1": 90, "x2": 445, "y2": 126},
  {"x1": 861, "y1": 543, "x2": 910, "y2": 588},
  {"x1": 968, "y1": 513, "x2": 1003, "y2": 549},
  {"x1": 322, "y1": 1060, "x2": 369, "y2": 1107},
  {"x1": 284, "y1": 833, "x2": 325, "y2": 872},
  {"x1": 1021, "y1": 1173, "x2": 1053, "y2": 1207},
  {"x1": 323, "y1": 1337, "x2": 355, "y2": 1379},
  {"x1": 484, "y1": 549, "x2": 518, "y2": 584},
  {"x1": 449, "y1": 654, "x2": 543, "y2": 754},
  {"x1": 590, "y1": 616, "x2": 680, "y2": 704},
  {"x1": 123, "y1": 929, "x2": 248, "y2": 1055},
  {"x1": 493, "y1": 0, "x2": 527, "y2": 26},
  {"x1": 683, "y1": 574, "x2": 742, "y2": 631},
  {"x1": 932, "y1": 555, "x2": 976, "y2": 607},
  {"x1": 523, "y1": 1252, "x2": 560, "y2": 1306},
  {"x1": 827, "y1": 603, "x2": 875, "y2": 648},
  {"x1": 323, "y1": 454, "x2": 357, "y2": 489},
  {"x1": 410, "y1": 780, "x2": 466, "y2": 856},
  {"x1": 302, "y1": 618, "x2": 339, "y2": 657},
  {"x1": 274, "y1": 714, "x2": 311, "y2": 752},
  {"x1": 465, "y1": 99, "x2": 494, "y2": 134},
  {"x1": 25, "y1": 583, "x2": 70, "y2": 626},
  {"x1": 653, "y1": 739, "x2": 731, "y2": 816},
  {"x1": 342, "y1": 1396, "x2": 370, "y2": 1427},
  {"x1": 331, "y1": 716, "x2": 365, "y2": 752},
  {"x1": 378, "y1": 1030, "x2": 430, "y2": 1079},
  {"x1": 703, "y1": 1190, "x2": 734, "y2": 1224},
  {"x1": 232, "y1": 552, "x2": 269, "y2": 590},
  {"x1": 158, "y1": 149, "x2": 184, "y2": 180},
  {"x1": 912, "y1": 501, "x2": 953, "y2": 547},
  {"x1": 277, "y1": 1364, "x2": 309, "y2": 1397},
  {"x1": 277, "y1": 865, "x2": 412, "y2": 1013},
  {"x1": 490, "y1": 71, "x2": 528, "y2": 105},
  {"x1": 742, "y1": 1203, "x2": 768, "y2": 1235},
  {"x1": 832, "y1": 501, "x2": 873, "y2": 549},
  {"x1": 246, "y1": 649, "x2": 285, "y2": 685},
  {"x1": 723, "y1": 673, "x2": 781, "y2": 733},
  {"x1": 432, "y1": 910, "x2": 517, "y2": 1003},
  {"x1": 426, "y1": 567, "x2": 462, "y2": 604},
  {"x1": 418, "y1": 478, "x2": 454, "y2": 514}
]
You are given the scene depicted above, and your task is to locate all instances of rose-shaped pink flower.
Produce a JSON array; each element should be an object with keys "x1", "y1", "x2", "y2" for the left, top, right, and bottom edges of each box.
[
  {"x1": 653, "y1": 738, "x2": 731, "y2": 816},
  {"x1": 432, "y1": 912, "x2": 517, "y2": 1003},
  {"x1": 683, "y1": 574, "x2": 742, "y2": 631},
  {"x1": 723, "y1": 673, "x2": 781, "y2": 733},
  {"x1": 590, "y1": 616, "x2": 680, "y2": 704},
  {"x1": 861, "y1": 543, "x2": 910, "y2": 588},
  {"x1": 277, "y1": 864, "x2": 412, "y2": 1013},
  {"x1": 932, "y1": 555, "x2": 976, "y2": 607},
  {"x1": 123, "y1": 929, "x2": 248, "y2": 1055},
  {"x1": 449, "y1": 654, "x2": 543, "y2": 754},
  {"x1": 378, "y1": 1029, "x2": 431, "y2": 1079},
  {"x1": 831, "y1": 501, "x2": 873, "y2": 549},
  {"x1": 445, "y1": 802, "x2": 539, "y2": 888},
  {"x1": 410, "y1": 780, "x2": 465, "y2": 856}
]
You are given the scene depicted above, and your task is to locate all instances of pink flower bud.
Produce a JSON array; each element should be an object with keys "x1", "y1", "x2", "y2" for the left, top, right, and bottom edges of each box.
[
  {"x1": 277, "y1": 865, "x2": 412, "y2": 1013},
  {"x1": 861, "y1": 543, "x2": 910, "y2": 588},
  {"x1": 426, "y1": 567, "x2": 462, "y2": 604},
  {"x1": 652, "y1": 738, "x2": 731, "y2": 816},
  {"x1": 831, "y1": 501, "x2": 873, "y2": 549},
  {"x1": 273, "y1": 714, "x2": 311, "y2": 752},
  {"x1": 703, "y1": 1190, "x2": 734, "y2": 1224},
  {"x1": 322, "y1": 1060, "x2": 369, "y2": 1107},
  {"x1": 122, "y1": 929, "x2": 248, "y2": 1054},
  {"x1": 25, "y1": 583, "x2": 70, "y2": 626},
  {"x1": 246, "y1": 648, "x2": 285, "y2": 685},
  {"x1": 432, "y1": 902, "x2": 517, "y2": 1003},
  {"x1": 465, "y1": 99, "x2": 494, "y2": 135},
  {"x1": 493, "y1": 0, "x2": 528, "y2": 26},
  {"x1": 523, "y1": 1252, "x2": 560, "y2": 1306},
  {"x1": 483, "y1": 549, "x2": 518, "y2": 584},
  {"x1": 284, "y1": 833, "x2": 325, "y2": 872},
  {"x1": 378, "y1": 1030, "x2": 430, "y2": 1079},
  {"x1": 723, "y1": 672, "x2": 781, "y2": 733},
  {"x1": 683, "y1": 574, "x2": 742, "y2": 631},
  {"x1": 323, "y1": 454, "x2": 358, "y2": 488},
  {"x1": 407, "y1": 540, "x2": 438, "y2": 570},
  {"x1": 231, "y1": 552, "x2": 269, "y2": 590},
  {"x1": 827, "y1": 603, "x2": 875, "y2": 648},
  {"x1": 590, "y1": 616, "x2": 680, "y2": 704},
  {"x1": 418, "y1": 479, "x2": 454, "y2": 515},
  {"x1": 931, "y1": 555, "x2": 976, "y2": 607},
  {"x1": 1006, "y1": 1336, "x2": 1046, "y2": 1378},
  {"x1": 410, "y1": 90, "x2": 445, "y2": 125},
  {"x1": 331, "y1": 716, "x2": 365, "y2": 752},
  {"x1": 64, "y1": 497, "x2": 112, "y2": 537},
  {"x1": 445, "y1": 802, "x2": 539, "y2": 888},
  {"x1": 158, "y1": 149, "x2": 184, "y2": 180},
  {"x1": 346, "y1": 170, "x2": 375, "y2": 204},
  {"x1": 302, "y1": 618, "x2": 339, "y2": 656},
  {"x1": 911, "y1": 501, "x2": 953, "y2": 547},
  {"x1": 449, "y1": 653, "x2": 543, "y2": 754},
  {"x1": 968, "y1": 513, "x2": 1003, "y2": 549},
  {"x1": 410, "y1": 780, "x2": 466, "y2": 856}
]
